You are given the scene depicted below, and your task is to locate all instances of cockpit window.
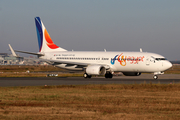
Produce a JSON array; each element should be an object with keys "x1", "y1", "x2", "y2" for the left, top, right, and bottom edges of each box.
[{"x1": 155, "y1": 58, "x2": 167, "y2": 61}]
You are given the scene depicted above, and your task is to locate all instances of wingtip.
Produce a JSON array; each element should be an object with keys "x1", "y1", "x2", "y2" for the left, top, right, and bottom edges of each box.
[
  {"x1": 140, "y1": 48, "x2": 143, "y2": 52},
  {"x1": 8, "y1": 44, "x2": 18, "y2": 57}
]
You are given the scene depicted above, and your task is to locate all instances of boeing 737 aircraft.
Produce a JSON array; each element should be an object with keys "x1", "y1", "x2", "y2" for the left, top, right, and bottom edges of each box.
[{"x1": 9, "y1": 17, "x2": 172, "y2": 79}]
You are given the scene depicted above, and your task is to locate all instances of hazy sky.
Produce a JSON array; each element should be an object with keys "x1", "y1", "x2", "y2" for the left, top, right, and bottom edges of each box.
[{"x1": 0, "y1": 0, "x2": 180, "y2": 60}]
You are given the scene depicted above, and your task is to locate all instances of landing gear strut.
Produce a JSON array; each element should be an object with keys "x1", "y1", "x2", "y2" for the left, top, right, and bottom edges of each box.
[
  {"x1": 83, "y1": 73, "x2": 92, "y2": 78},
  {"x1": 153, "y1": 72, "x2": 164, "y2": 80},
  {"x1": 105, "y1": 72, "x2": 113, "y2": 78}
]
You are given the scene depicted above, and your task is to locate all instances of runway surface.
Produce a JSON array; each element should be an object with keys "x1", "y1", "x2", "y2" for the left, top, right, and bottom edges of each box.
[{"x1": 0, "y1": 74, "x2": 180, "y2": 87}]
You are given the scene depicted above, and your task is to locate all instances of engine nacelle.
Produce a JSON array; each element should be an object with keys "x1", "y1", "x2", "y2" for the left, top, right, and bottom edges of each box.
[
  {"x1": 86, "y1": 65, "x2": 106, "y2": 75},
  {"x1": 122, "y1": 72, "x2": 141, "y2": 76}
]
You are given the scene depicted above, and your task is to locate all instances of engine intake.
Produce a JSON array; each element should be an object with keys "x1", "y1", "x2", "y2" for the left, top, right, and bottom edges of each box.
[{"x1": 86, "y1": 65, "x2": 106, "y2": 75}]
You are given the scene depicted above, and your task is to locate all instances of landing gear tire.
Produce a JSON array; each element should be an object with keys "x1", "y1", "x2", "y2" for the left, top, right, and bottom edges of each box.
[
  {"x1": 153, "y1": 75, "x2": 158, "y2": 80},
  {"x1": 105, "y1": 72, "x2": 113, "y2": 78},
  {"x1": 84, "y1": 73, "x2": 92, "y2": 78},
  {"x1": 88, "y1": 75, "x2": 92, "y2": 78}
]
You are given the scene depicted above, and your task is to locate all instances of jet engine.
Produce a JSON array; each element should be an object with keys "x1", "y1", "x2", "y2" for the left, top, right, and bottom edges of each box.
[
  {"x1": 122, "y1": 72, "x2": 141, "y2": 76},
  {"x1": 86, "y1": 65, "x2": 106, "y2": 75}
]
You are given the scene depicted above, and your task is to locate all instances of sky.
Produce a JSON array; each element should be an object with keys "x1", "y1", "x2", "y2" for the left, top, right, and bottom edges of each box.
[{"x1": 0, "y1": 0, "x2": 180, "y2": 60}]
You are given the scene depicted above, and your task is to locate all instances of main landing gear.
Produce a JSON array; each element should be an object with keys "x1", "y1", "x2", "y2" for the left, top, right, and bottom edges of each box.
[
  {"x1": 83, "y1": 72, "x2": 113, "y2": 78},
  {"x1": 105, "y1": 72, "x2": 113, "y2": 78},
  {"x1": 83, "y1": 73, "x2": 92, "y2": 78}
]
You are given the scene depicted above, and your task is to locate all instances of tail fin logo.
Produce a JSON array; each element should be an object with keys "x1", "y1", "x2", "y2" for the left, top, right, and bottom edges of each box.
[
  {"x1": 44, "y1": 29, "x2": 59, "y2": 49},
  {"x1": 35, "y1": 17, "x2": 67, "y2": 52}
]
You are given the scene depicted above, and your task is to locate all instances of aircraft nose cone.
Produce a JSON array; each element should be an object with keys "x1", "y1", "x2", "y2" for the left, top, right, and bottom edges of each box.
[{"x1": 165, "y1": 61, "x2": 172, "y2": 70}]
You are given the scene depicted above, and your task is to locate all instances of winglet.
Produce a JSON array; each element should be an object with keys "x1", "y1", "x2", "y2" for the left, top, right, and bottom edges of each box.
[
  {"x1": 140, "y1": 48, "x2": 143, "y2": 52},
  {"x1": 8, "y1": 44, "x2": 18, "y2": 57}
]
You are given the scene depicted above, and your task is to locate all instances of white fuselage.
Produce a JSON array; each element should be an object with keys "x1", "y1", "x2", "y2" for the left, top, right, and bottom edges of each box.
[
  {"x1": 40, "y1": 51, "x2": 172, "y2": 73},
  {"x1": 9, "y1": 17, "x2": 173, "y2": 79}
]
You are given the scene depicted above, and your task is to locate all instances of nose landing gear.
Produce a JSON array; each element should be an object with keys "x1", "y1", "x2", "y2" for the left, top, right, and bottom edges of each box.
[
  {"x1": 153, "y1": 75, "x2": 158, "y2": 79},
  {"x1": 153, "y1": 72, "x2": 164, "y2": 79}
]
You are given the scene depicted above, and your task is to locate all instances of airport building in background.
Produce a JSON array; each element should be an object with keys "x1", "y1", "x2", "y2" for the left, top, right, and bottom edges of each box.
[{"x1": 0, "y1": 53, "x2": 46, "y2": 65}]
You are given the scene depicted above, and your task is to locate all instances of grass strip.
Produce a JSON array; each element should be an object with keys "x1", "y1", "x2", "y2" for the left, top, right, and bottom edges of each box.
[{"x1": 0, "y1": 84, "x2": 180, "y2": 119}]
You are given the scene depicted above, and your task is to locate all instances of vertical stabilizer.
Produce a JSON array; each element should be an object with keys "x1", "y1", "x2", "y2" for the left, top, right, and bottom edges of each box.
[{"x1": 35, "y1": 17, "x2": 67, "y2": 52}]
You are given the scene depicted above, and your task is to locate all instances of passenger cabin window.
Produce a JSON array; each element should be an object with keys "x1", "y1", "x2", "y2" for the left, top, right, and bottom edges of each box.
[{"x1": 56, "y1": 57, "x2": 104, "y2": 61}]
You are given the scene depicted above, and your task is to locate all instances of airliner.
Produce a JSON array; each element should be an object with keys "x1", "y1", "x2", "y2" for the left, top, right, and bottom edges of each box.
[{"x1": 9, "y1": 17, "x2": 172, "y2": 79}]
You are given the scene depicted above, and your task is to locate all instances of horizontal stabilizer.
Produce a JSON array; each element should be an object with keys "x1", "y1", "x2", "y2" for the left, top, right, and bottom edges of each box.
[
  {"x1": 8, "y1": 44, "x2": 44, "y2": 57},
  {"x1": 14, "y1": 50, "x2": 44, "y2": 56}
]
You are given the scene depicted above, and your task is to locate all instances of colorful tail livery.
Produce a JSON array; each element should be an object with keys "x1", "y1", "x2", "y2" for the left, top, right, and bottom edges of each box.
[{"x1": 35, "y1": 17, "x2": 67, "y2": 52}]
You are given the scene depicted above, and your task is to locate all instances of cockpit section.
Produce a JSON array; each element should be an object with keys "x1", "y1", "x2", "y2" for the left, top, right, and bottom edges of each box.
[
  {"x1": 151, "y1": 56, "x2": 167, "y2": 61},
  {"x1": 149, "y1": 56, "x2": 172, "y2": 79},
  {"x1": 155, "y1": 58, "x2": 167, "y2": 61}
]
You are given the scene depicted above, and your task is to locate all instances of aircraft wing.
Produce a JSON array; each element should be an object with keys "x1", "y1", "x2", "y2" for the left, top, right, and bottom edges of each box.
[
  {"x1": 39, "y1": 58, "x2": 110, "y2": 69},
  {"x1": 8, "y1": 44, "x2": 110, "y2": 69}
]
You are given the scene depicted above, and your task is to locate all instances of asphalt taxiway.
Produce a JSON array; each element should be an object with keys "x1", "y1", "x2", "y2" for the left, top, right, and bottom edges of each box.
[{"x1": 0, "y1": 74, "x2": 180, "y2": 87}]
